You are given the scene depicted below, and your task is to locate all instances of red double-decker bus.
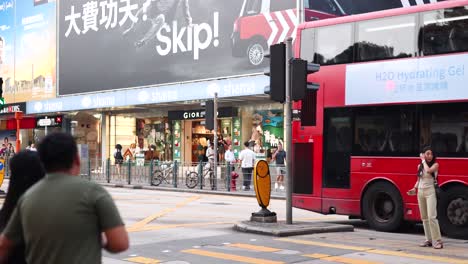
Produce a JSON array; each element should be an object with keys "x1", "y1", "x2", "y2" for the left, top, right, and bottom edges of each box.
[{"x1": 292, "y1": 0, "x2": 468, "y2": 239}]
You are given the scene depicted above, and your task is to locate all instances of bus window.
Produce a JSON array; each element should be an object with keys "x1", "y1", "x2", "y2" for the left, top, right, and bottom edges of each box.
[
  {"x1": 270, "y1": 0, "x2": 295, "y2": 12},
  {"x1": 245, "y1": 0, "x2": 261, "y2": 16},
  {"x1": 356, "y1": 14, "x2": 416, "y2": 62},
  {"x1": 306, "y1": 0, "x2": 345, "y2": 16},
  {"x1": 314, "y1": 24, "x2": 353, "y2": 65},
  {"x1": 300, "y1": 28, "x2": 315, "y2": 63},
  {"x1": 354, "y1": 107, "x2": 416, "y2": 156},
  {"x1": 422, "y1": 6, "x2": 468, "y2": 55},
  {"x1": 420, "y1": 103, "x2": 468, "y2": 156},
  {"x1": 324, "y1": 109, "x2": 352, "y2": 188}
]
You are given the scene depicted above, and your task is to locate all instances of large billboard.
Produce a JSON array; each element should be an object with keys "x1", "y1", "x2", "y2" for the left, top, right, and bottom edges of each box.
[
  {"x1": 0, "y1": 0, "x2": 15, "y2": 100},
  {"x1": 58, "y1": 0, "x2": 298, "y2": 95},
  {"x1": 0, "y1": 0, "x2": 56, "y2": 103}
]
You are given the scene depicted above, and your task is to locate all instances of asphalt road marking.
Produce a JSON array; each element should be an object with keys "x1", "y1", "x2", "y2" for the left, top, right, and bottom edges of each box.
[
  {"x1": 129, "y1": 221, "x2": 234, "y2": 232},
  {"x1": 128, "y1": 195, "x2": 201, "y2": 232},
  {"x1": 278, "y1": 238, "x2": 468, "y2": 264},
  {"x1": 227, "y1": 243, "x2": 282, "y2": 252},
  {"x1": 277, "y1": 238, "x2": 371, "y2": 251},
  {"x1": 124, "y1": 256, "x2": 160, "y2": 263},
  {"x1": 182, "y1": 249, "x2": 284, "y2": 264},
  {"x1": 304, "y1": 253, "x2": 383, "y2": 264}
]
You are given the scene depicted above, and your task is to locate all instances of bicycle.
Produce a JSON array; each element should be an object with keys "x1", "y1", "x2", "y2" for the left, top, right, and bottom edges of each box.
[
  {"x1": 151, "y1": 162, "x2": 174, "y2": 186},
  {"x1": 186, "y1": 162, "x2": 215, "y2": 190}
]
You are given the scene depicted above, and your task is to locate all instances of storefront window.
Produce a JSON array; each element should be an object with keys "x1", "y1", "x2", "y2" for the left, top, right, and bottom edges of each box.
[
  {"x1": 240, "y1": 103, "x2": 283, "y2": 161},
  {"x1": 136, "y1": 118, "x2": 172, "y2": 161}
]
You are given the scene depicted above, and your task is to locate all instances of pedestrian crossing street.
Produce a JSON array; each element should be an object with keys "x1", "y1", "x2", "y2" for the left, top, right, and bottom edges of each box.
[{"x1": 107, "y1": 237, "x2": 468, "y2": 264}]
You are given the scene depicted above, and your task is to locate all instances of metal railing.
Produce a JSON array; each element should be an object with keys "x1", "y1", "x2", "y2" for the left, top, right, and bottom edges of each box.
[{"x1": 80, "y1": 158, "x2": 287, "y2": 196}]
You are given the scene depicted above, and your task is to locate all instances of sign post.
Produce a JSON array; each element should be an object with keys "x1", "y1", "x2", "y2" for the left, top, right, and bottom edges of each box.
[
  {"x1": 285, "y1": 38, "x2": 294, "y2": 225},
  {"x1": 213, "y1": 92, "x2": 218, "y2": 188},
  {"x1": 15, "y1": 112, "x2": 24, "y2": 152}
]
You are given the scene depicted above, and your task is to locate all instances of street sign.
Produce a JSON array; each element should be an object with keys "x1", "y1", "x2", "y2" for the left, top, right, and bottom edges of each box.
[
  {"x1": 251, "y1": 159, "x2": 277, "y2": 222},
  {"x1": 253, "y1": 160, "x2": 272, "y2": 208},
  {"x1": 37, "y1": 118, "x2": 52, "y2": 126}
]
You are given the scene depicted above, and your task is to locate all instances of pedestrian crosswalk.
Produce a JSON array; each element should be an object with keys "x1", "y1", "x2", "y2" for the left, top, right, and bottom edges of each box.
[{"x1": 118, "y1": 238, "x2": 468, "y2": 264}]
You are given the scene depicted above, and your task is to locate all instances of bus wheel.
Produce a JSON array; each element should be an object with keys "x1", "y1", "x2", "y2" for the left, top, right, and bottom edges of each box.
[
  {"x1": 247, "y1": 42, "x2": 266, "y2": 66},
  {"x1": 438, "y1": 185, "x2": 468, "y2": 239},
  {"x1": 363, "y1": 182, "x2": 403, "y2": 232}
]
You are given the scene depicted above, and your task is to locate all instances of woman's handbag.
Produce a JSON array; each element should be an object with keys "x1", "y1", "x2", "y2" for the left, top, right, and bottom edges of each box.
[{"x1": 433, "y1": 171, "x2": 443, "y2": 198}]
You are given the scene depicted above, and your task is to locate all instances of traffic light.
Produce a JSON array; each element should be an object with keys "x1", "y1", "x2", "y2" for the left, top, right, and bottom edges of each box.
[
  {"x1": 264, "y1": 43, "x2": 286, "y2": 103},
  {"x1": 204, "y1": 100, "x2": 214, "y2": 131},
  {"x1": 0, "y1": 77, "x2": 4, "y2": 107},
  {"x1": 291, "y1": 59, "x2": 320, "y2": 101}
]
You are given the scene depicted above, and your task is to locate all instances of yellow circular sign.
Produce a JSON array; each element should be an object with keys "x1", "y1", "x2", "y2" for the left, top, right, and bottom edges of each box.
[{"x1": 253, "y1": 160, "x2": 271, "y2": 208}]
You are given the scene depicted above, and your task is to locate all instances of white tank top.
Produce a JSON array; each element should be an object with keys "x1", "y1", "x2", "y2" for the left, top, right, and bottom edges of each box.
[{"x1": 418, "y1": 169, "x2": 436, "y2": 189}]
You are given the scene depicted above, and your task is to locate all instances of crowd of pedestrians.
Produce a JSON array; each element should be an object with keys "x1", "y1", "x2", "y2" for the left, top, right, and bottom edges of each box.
[{"x1": 0, "y1": 132, "x2": 128, "y2": 263}]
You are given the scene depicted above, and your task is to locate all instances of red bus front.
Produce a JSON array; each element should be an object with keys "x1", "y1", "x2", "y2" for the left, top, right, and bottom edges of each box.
[{"x1": 292, "y1": 0, "x2": 468, "y2": 239}]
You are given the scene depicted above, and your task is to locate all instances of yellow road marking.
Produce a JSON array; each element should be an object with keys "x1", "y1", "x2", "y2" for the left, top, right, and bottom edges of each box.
[
  {"x1": 304, "y1": 253, "x2": 382, "y2": 264},
  {"x1": 368, "y1": 249, "x2": 468, "y2": 264},
  {"x1": 306, "y1": 253, "x2": 331, "y2": 258},
  {"x1": 124, "y1": 256, "x2": 160, "y2": 263},
  {"x1": 227, "y1": 243, "x2": 281, "y2": 252},
  {"x1": 128, "y1": 221, "x2": 235, "y2": 233},
  {"x1": 128, "y1": 195, "x2": 201, "y2": 231},
  {"x1": 277, "y1": 238, "x2": 371, "y2": 251},
  {"x1": 182, "y1": 249, "x2": 284, "y2": 264},
  {"x1": 279, "y1": 238, "x2": 468, "y2": 264}
]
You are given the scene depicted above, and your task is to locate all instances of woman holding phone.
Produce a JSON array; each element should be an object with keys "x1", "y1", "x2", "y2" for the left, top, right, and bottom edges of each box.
[{"x1": 407, "y1": 146, "x2": 443, "y2": 249}]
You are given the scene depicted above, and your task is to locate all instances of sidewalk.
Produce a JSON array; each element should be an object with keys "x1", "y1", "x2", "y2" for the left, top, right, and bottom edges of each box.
[{"x1": 99, "y1": 182, "x2": 287, "y2": 199}]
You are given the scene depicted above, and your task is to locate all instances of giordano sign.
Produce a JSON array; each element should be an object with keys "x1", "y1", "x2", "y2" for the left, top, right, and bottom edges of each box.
[{"x1": 168, "y1": 107, "x2": 238, "y2": 121}]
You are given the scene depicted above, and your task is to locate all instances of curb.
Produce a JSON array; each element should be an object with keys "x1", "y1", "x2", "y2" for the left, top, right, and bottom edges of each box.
[
  {"x1": 233, "y1": 221, "x2": 354, "y2": 237},
  {"x1": 99, "y1": 183, "x2": 286, "y2": 200}
]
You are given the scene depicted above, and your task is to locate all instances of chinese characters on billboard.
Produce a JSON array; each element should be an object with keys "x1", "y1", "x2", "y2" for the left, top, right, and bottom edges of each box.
[{"x1": 58, "y1": 0, "x2": 297, "y2": 95}]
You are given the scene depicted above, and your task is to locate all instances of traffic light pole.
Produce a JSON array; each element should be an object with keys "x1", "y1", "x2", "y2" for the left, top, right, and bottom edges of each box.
[
  {"x1": 285, "y1": 37, "x2": 293, "y2": 225},
  {"x1": 213, "y1": 92, "x2": 218, "y2": 185}
]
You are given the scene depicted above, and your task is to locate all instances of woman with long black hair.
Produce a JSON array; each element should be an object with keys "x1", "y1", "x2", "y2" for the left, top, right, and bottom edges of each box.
[
  {"x1": 0, "y1": 151, "x2": 46, "y2": 263},
  {"x1": 408, "y1": 146, "x2": 443, "y2": 249}
]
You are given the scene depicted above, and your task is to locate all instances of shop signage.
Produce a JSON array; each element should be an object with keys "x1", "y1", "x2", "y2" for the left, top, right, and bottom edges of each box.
[
  {"x1": 36, "y1": 116, "x2": 63, "y2": 128},
  {"x1": 27, "y1": 75, "x2": 267, "y2": 114},
  {"x1": 0, "y1": 103, "x2": 26, "y2": 115},
  {"x1": 169, "y1": 107, "x2": 238, "y2": 121},
  {"x1": 38, "y1": 118, "x2": 52, "y2": 126}
]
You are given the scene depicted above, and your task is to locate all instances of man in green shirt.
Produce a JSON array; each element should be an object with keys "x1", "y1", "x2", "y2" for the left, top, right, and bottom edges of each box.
[{"x1": 0, "y1": 132, "x2": 129, "y2": 264}]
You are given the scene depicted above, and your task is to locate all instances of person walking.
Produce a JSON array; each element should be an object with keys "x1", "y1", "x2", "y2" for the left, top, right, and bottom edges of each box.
[
  {"x1": 0, "y1": 151, "x2": 45, "y2": 264},
  {"x1": 114, "y1": 144, "x2": 124, "y2": 180},
  {"x1": 0, "y1": 132, "x2": 129, "y2": 264},
  {"x1": 407, "y1": 146, "x2": 443, "y2": 249},
  {"x1": 206, "y1": 142, "x2": 215, "y2": 171},
  {"x1": 272, "y1": 143, "x2": 287, "y2": 190},
  {"x1": 225, "y1": 144, "x2": 236, "y2": 179},
  {"x1": 239, "y1": 141, "x2": 256, "y2": 191}
]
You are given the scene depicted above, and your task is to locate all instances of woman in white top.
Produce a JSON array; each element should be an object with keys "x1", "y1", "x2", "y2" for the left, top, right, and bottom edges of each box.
[{"x1": 408, "y1": 146, "x2": 443, "y2": 249}]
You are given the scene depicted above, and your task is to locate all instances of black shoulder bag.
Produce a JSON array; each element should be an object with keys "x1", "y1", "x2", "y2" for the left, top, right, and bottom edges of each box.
[{"x1": 433, "y1": 171, "x2": 443, "y2": 198}]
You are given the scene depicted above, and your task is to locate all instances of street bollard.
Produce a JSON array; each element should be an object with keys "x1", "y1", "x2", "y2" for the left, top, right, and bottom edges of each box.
[
  {"x1": 149, "y1": 160, "x2": 153, "y2": 185},
  {"x1": 88, "y1": 158, "x2": 92, "y2": 181},
  {"x1": 173, "y1": 161, "x2": 178, "y2": 188},
  {"x1": 106, "y1": 159, "x2": 111, "y2": 183},
  {"x1": 127, "y1": 161, "x2": 131, "y2": 185},
  {"x1": 227, "y1": 162, "x2": 231, "y2": 192},
  {"x1": 199, "y1": 161, "x2": 203, "y2": 190}
]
